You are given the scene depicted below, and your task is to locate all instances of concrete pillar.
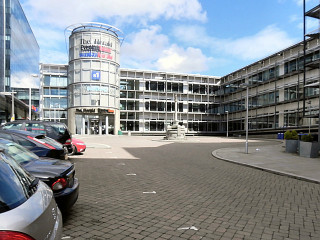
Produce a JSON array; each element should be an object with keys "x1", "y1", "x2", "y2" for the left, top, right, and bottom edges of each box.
[
  {"x1": 99, "y1": 117, "x2": 102, "y2": 135},
  {"x1": 279, "y1": 112, "x2": 285, "y2": 128},
  {"x1": 114, "y1": 110, "x2": 120, "y2": 135},
  {"x1": 67, "y1": 108, "x2": 76, "y2": 135},
  {"x1": 81, "y1": 115, "x2": 85, "y2": 135},
  {"x1": 88, "y1": 118, "x2": 91, "y2": 135},
  {"x1": 105, "y1": 115, "x2": 109, "y2": 135}
]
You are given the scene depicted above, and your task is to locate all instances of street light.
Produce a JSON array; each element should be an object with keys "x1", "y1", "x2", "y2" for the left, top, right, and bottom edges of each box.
[
  {"x1": 307, "y1": 100, "x2": 311, "y2": 134},
  {"x1": 30, "y1": 74, "x2": 39, "y2": 120},
  {"x1": 11, "y1": 91, "x2": 15, "y2": 121},
  {"x1": 240, "y1": 83, "x2": 250, "y2": 154},
  {"x1": 225, "y1": 110, "x2": 229, "y2": 137}
]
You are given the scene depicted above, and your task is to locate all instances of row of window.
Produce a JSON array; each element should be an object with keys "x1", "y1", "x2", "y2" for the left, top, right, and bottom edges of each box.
[
  {"x1": 44, "y1": 75, "x2": 68, "y2": 87},
  {"x1": 248, "y1": 67, "x2": 279, "y2": 84},
  {"x1": 119, "y1": 121, "x2": 219, "y2": 132},
  {"x1": 43, "y1": 110, "x2": 67, "y2": 119},
  {"x1": 43, "y1": 97, "x2": 67, "y2": 109},
  {"x1": 43, "y1": 88, "x2": 67, "y2": 96}
]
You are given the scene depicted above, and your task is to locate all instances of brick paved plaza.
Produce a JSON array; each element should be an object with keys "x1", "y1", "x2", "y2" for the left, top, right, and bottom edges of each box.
[{"x1": 62, "y1": 136, "x2": 320, "y2": 240}]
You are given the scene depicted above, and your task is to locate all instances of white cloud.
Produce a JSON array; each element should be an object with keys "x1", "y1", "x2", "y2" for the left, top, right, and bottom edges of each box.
[
  {"x1": 172, "y1": 25, "x2": 213, "y2": 47},
  {"x1": 121, "y1": 26, "x2": 211, "y2": 73},
  {"x1": 221, "y1": 25, "x2": 297, "y2": 60},
  {"x1": 173, "y1": 24, "x2": 297, "y2": 61},
  {"x1": 122, "y1": 26, "x2": 169, "y2": 62},
  {"x1": 156, "y1": 45, "x2": 211, "y2": 73},
  {"x1": 11, "y1": 74, "x2": 40, "y2": 88},
  {"x1": 22, "y1": 0, "x2": 207, "y2": 28}
]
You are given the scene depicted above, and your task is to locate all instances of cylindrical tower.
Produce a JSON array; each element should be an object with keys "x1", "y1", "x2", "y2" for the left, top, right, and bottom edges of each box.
[{"x1": 66, "y1": 23, "x2": 124, "y2": 135}]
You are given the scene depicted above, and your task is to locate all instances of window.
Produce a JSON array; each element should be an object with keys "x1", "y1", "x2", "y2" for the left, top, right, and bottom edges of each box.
[
  {"x1": 150, "y1": 82, "x2": 157, "y2": 91},
  {"x1": 25, "y1": 123, "x2": 46, "y2": 134},
  {"x1": 15, "y1": 135, "x2": 37, "y2": 147},
  {"x1": 0, "y1": 153, "x2": 36, "y2": 213}
]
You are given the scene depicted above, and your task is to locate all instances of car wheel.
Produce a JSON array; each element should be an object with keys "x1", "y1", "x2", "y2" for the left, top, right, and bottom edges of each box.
[{"x1": 68, "y1": 144, "x2": 76, "y2": 156}]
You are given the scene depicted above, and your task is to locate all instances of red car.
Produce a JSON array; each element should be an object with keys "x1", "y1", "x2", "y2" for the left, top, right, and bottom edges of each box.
[{"x1": 71, "y1": 138, "x2": 86, "y2": 154}]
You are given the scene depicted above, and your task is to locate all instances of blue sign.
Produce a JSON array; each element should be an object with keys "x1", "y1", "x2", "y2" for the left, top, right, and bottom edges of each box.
[{"x1": 92, "y1": 71, "x2": 101, "y2": 81}]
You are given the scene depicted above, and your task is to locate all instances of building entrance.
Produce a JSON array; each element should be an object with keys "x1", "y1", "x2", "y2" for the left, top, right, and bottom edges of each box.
[{"x1": 75, "y1": 114, "x2": 114, "y2": 135}]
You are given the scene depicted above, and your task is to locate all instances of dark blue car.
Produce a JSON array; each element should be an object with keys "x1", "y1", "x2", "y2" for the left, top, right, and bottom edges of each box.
[
  {"x1": 0, "y1": 138, "x2": 79, "y2": 212},
  {"x1": 0, "y1": 129, "x2": 68, "y2": 160}
]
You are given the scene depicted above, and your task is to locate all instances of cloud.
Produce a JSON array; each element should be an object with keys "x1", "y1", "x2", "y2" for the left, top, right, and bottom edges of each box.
[
  {"x1": 22, "y1": 0, "x2": 207, "y2": 28},
  {"x1": 173, "y1": 24, "x2": 297, "y2": 61},
  {"x1": 122, "y1": 26, "x2": 169, "y2": 62},
  {"x1": 156, "y1": 45, "x2": 211, "y2": 73},
  {"x1": 221, "y1": 25, "x2": 297, "y2": 60},
  {"x1": 172, "y1": 25, "x2": 213, "y2": 47},
  {"x1": 121, "y1": 26, "x2": 211, "y2": 73},
  {"x1": 11, "y1": 73, "x2": 40, "y2": 88}
]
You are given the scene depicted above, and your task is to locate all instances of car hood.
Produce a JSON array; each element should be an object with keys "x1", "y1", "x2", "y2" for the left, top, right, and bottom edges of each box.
[
  {"x1": 72, "y1": 138, "x2": 85, "y2": 144},
  {"x1": 21, "y1": 158, "x2": 73, "y2": 179}
]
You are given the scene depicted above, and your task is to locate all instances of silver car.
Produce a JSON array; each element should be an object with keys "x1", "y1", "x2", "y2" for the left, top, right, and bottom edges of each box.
[{"x1": 0, "y1": 149, "x2": 62, "y2": 240}]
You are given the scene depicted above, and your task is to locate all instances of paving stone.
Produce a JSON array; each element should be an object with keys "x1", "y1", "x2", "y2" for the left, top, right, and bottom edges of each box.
[{"x1": 62, "y1": 137, "x2": 320, "y2": 240}]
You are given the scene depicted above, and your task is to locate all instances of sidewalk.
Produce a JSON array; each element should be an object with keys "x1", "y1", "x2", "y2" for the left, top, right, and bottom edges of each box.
[{"x1": 212, "y1": 142, "x2": 320, "y2": 184}]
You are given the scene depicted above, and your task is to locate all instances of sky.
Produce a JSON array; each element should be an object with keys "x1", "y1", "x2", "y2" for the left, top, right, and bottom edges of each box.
[{"x1": 20, "y1": 0, "x2": 320, "y2": 77}]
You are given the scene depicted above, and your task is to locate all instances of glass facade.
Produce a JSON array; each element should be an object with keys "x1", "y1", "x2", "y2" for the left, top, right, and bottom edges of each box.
[
  {"x1": 0, "y1": 0, "x2": 5, "y2": 91},
  {"x1": 40, "y1": 64, "x2": 68, "y2": 124},
  {"x1": 2, "y1": 0, "x2": 39, "y2": 91},
  {"x1": 0, "y1": 0, "x2": 39, "y2": 123}
]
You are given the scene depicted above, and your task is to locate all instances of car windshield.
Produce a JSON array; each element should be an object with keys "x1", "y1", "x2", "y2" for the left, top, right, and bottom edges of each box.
[
  {"x1": 36, "y1": 136, "x2": 63, "y2": 149},
  {"x1": 0, "y1": 142, "x2": 39, "y2": 164},
  {"x1": 0, "y1": 152, "x2": 36, "y2": 213},
  {"x1": 50, "y1": 123, "x2": 67, "y2": 135}
]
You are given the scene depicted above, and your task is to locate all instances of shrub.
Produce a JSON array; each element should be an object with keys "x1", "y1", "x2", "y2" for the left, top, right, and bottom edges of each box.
[
  {"x1": 301, "y1": 134, "x2": 314, "y2": 142},
  {"x1": 291, "y1": 130, "x2": 298, "y2": 140},
  {"x1": 284, "y1": 130, "x2": 298, "y2": 140}
]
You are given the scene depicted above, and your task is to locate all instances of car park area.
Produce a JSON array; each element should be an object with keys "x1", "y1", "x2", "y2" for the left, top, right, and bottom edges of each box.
[{"x1": 63, "y1": 135, "x2": 320, "y2": 239}]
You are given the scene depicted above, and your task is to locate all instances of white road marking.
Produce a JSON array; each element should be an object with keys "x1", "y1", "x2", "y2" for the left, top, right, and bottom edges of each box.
[
  {"x1": 143, "y1": 191, "x2": 156, "y2": 194},
  {"x1": 177, "y1": 226, "x2": 199, "y2": 231},
  {"x1": 126, "y1": 173, "x2": 137, "y2": 176}
]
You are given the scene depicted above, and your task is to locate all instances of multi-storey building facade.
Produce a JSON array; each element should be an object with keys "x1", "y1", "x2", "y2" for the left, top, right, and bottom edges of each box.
[
  {"x1": 39, "y1": 36, "x2": 320, "y2": 136},
  {"x1": 40, "y1": 64, "x2": 221, "y2": 135},
  {"x1": 119, "y1": 69, "x2": 220, "y2": 134},
  {"x1": 0, "y1": 0, "x2": 39, "y2": 123},
  {"x1": 39, "y1": 64, "x2": 68, "y2": 124},
  {"x1": 219, "y1": 38, "x2": 319, "y2": 136}
]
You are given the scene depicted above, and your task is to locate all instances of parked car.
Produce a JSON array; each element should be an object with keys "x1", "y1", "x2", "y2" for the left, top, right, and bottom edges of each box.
[
  {"x1": 1, "y1": 120, "x2": 73, "y2": 153},
  {"x1": 71, "y1": 138, "x2": 86, "y2": 155},
  {"x1": 0, "y1": 148, "x2": 63, "y2": 240},
  {"x1": 0, "y1": 138, "x2": 79, "y2": 212},
  {"x1": 0, "y1": 129, "x2": 68, "y2": 160}
]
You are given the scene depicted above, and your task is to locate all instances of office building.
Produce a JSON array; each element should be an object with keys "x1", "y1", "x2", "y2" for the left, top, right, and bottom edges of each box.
[{"x1": 0, "y1": 0, "x2": 39, "y2": 123}]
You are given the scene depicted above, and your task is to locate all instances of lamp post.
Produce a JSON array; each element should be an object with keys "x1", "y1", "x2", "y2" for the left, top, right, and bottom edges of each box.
[
  {"x1": 225, "y1": 110, "x2": 229, "y2": 137},
  {"x1": 11, "y1": 91, "x2": 15, "y2": 121},
  {"x1": 240, "y1": 83, "x2": 250, "y2": 154},
  {"x1": 30, "y1": 74, "x2": 39, "y2": 120},
  {"x1": 307, "y1": 100, "x2": 311, "y2": 134},
  {"x1": 29, "y1": 87, "x2": 32, "y2": 120}
]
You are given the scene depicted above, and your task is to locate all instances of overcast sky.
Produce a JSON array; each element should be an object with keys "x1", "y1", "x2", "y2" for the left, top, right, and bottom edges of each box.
[{"x1": 20, "y1": 0, "x2": 319, "y2": 77}]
